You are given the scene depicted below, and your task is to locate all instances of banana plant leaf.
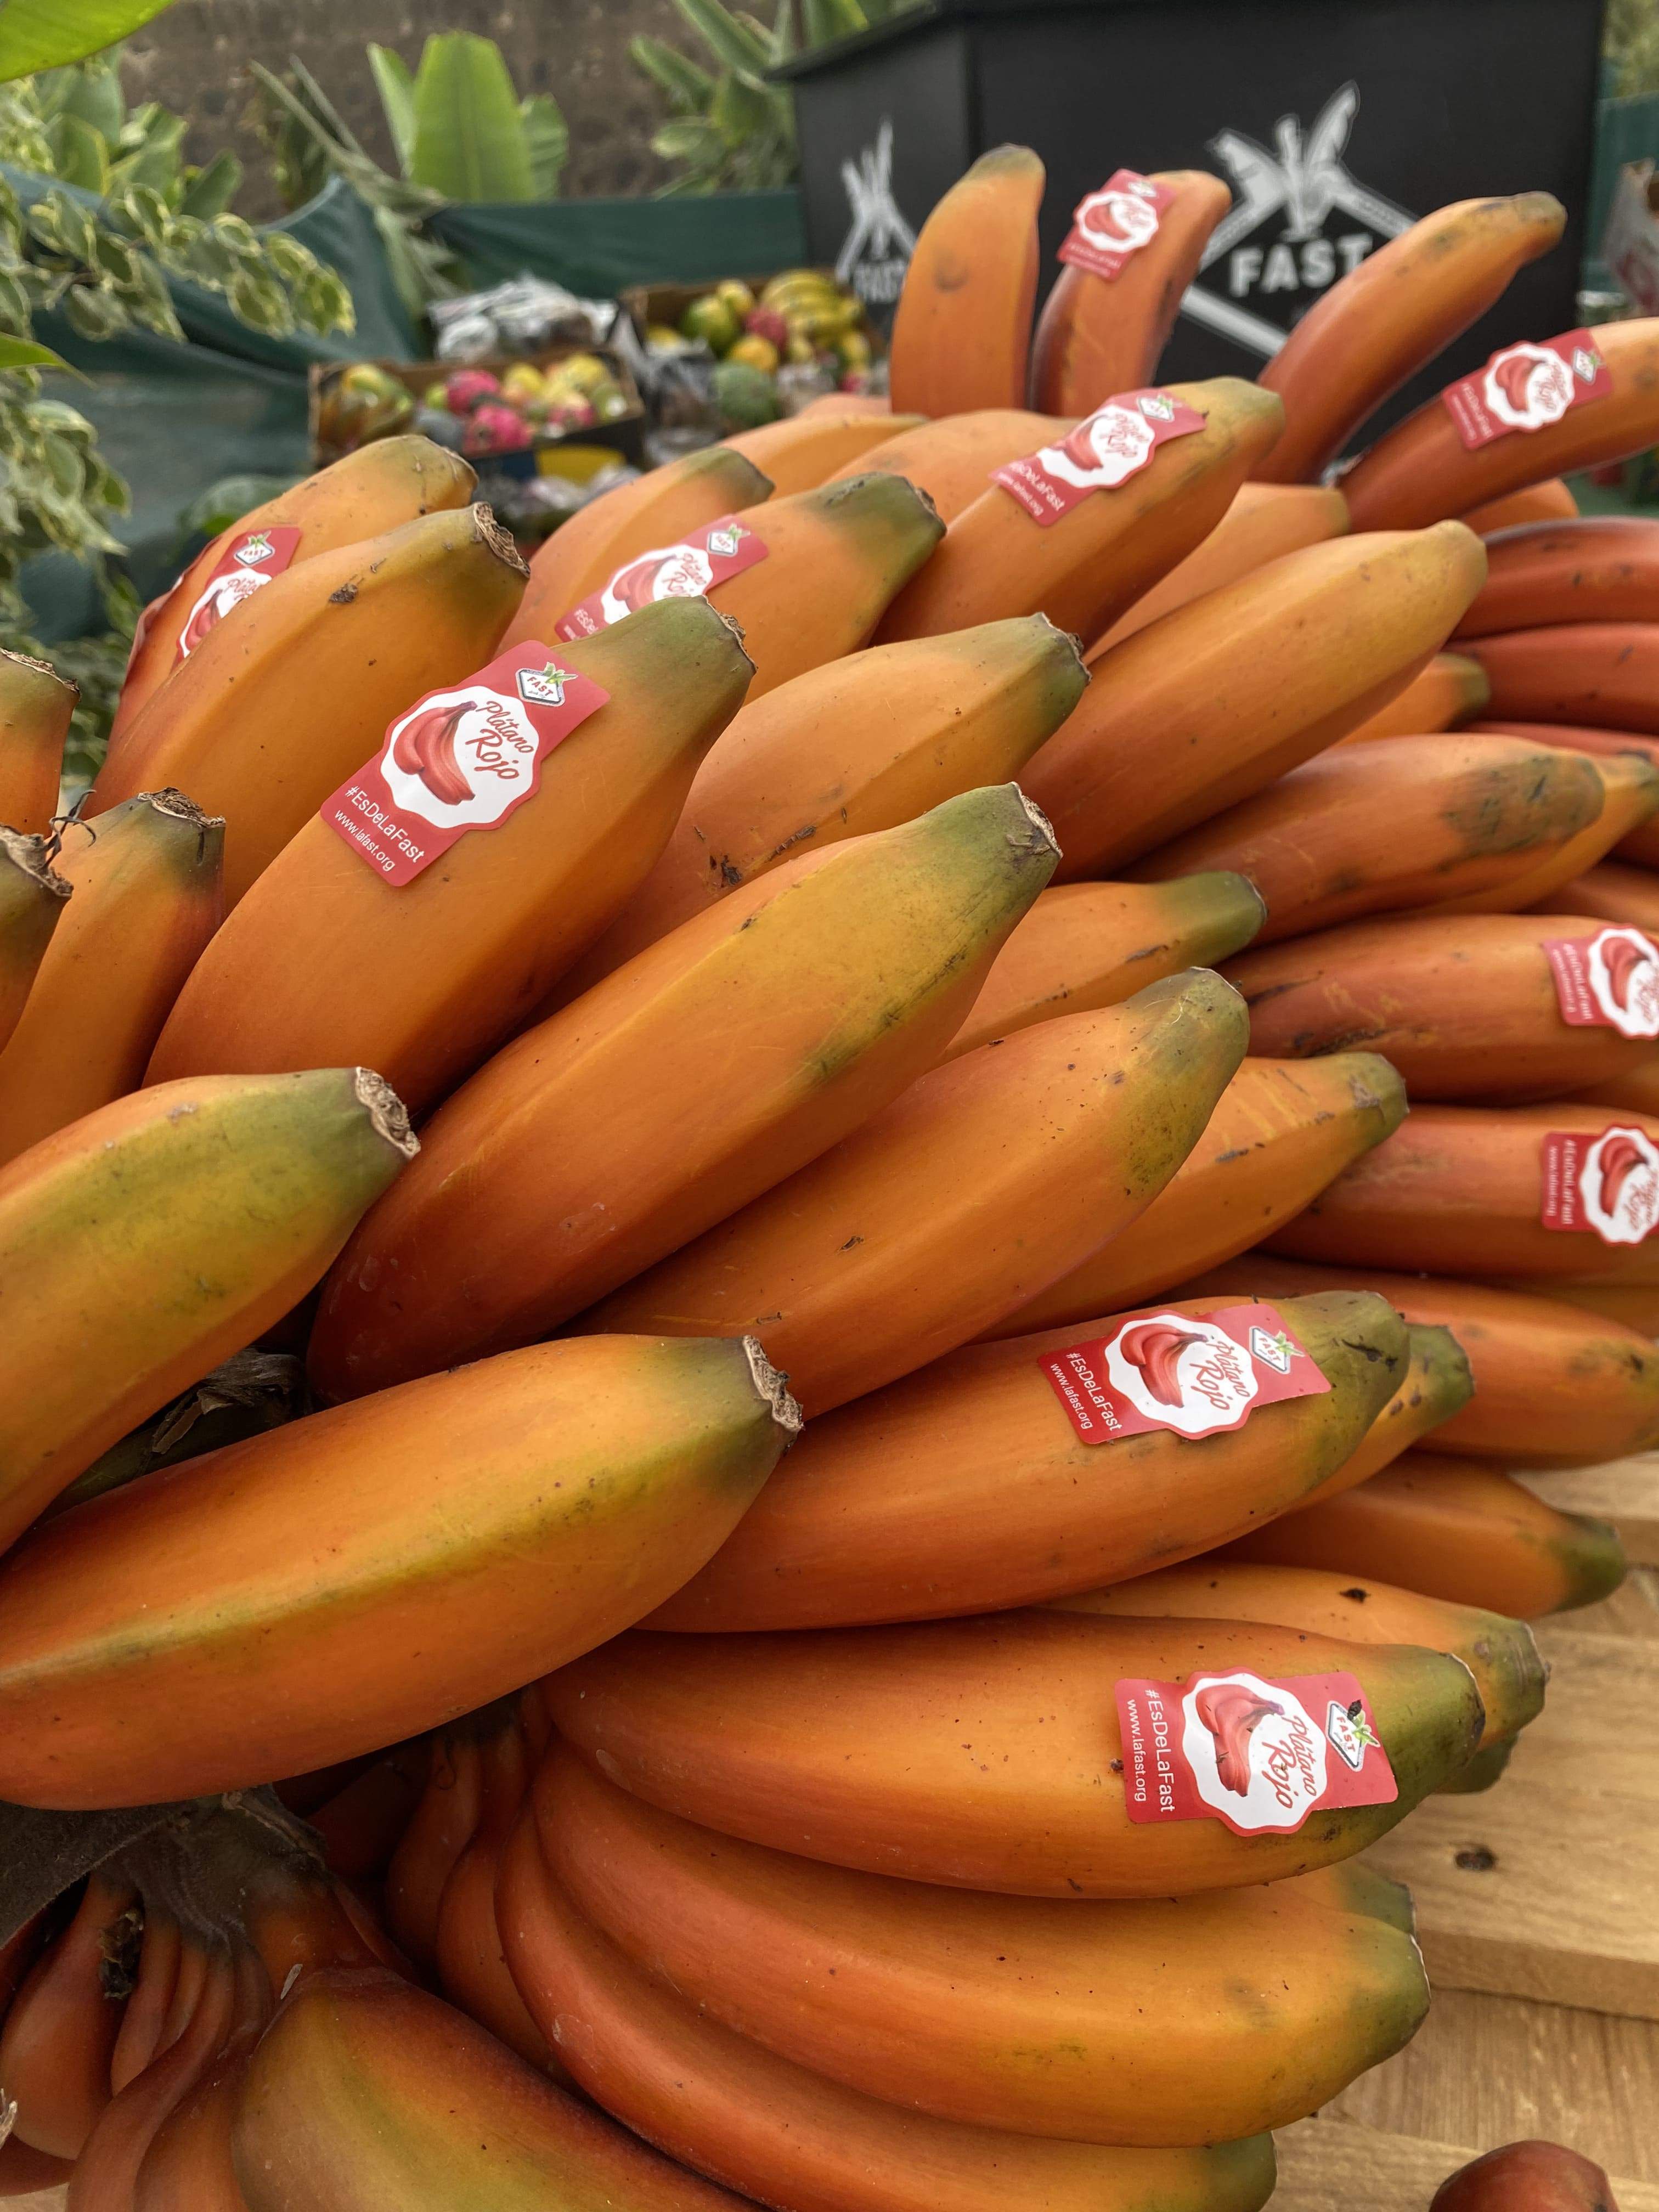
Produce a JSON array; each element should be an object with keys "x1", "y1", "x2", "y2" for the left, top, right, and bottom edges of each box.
[
  {"x1": 670, "y1": 0, "x2": 774, "y2": 89},
  {"x1": 802, "y1": 0, "x2": 868, "y2": 41},
  {"x1": 631, "y1": 35, "x2": 715, "y2": 116},
  {"x1": 518, "y1": 94, "x2": 567, "y2": 199},
  {"x1": 367, "y1": 43, "x2": 417, "y2": 176},
  {"x1": 408, "y1": 32, "x2": 533, "y2": 202},
  {"x1": 0, "y1": 0, "x2": 177, "y2": 78}
]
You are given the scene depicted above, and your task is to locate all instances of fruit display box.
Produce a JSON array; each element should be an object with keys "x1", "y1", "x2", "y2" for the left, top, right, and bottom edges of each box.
[
  {"x1": 307, "y1": 342, "x2": 647, "y2": 477},
  {"x1": 619, "y1": 270, "x2": 880, "y2": 347}
]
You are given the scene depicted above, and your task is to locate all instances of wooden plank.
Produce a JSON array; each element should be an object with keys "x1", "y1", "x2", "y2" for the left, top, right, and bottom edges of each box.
[
  {"x1": 1273, "y1": 2115, "x2": 1659, "y2": 2212},
  {"x1": 1510, "y1": 1622, "x2": 1659, "y2": 1802},
  {"x1": 1535, "y1": 1568, "x2": 1659, "y2": 1642},
  {"x1": 1360, "y1": 1556, "x2": 1659, "y2": 2017},
  {"x1": 1325, "y1": 1987, "x2": 1659, "y2": 2187},
  {"x1": 1519, "y1": 1455, "x2": 1659, "y2": 1566},
  {"x1": 1366, "y1": 1780, "x2": 1659, "y2": 2018}
]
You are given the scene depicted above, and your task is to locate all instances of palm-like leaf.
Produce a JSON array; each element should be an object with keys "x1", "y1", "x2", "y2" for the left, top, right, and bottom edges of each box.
[
  {"x1": 366, "y1": 44, "x2": 417, "y2": 176},
  {"x1": 630, "y1": 36, "x2": 714, "y2": 116},
  {"x1": 518, "y1": 94, "x2": 567, "y2": 199},
  {"x1": 408, "y1": 32, "x2": 533, "y2": 201},
  {"x1": 669, "y1": 0, "x2": 773, "y2": 87}
]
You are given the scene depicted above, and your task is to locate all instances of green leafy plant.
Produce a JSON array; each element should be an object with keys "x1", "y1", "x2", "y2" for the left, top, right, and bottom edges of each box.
[
  {"x1": 249, "y1": 33, "x2": 566, "y2": 316},
  {"x1": 1606, "y1": 0, "x2": 1659, "y2": 96},
  {"x1": 0, "y1": 11, "x2": 353, "y2": 781},
  {"x1": 634, "y1": 0, "x2": 912, "y2": 193}
]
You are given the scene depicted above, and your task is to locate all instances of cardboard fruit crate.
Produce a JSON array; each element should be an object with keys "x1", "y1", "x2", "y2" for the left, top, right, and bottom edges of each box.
[{"x1": 307, "y1": 340, "x2": 646, "y2": 476}]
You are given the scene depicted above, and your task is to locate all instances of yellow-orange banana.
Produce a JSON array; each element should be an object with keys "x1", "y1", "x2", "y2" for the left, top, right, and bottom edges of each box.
[
  {"x1": 1332, "y1": 650, "x2": 1491, "y2": 742},
  {"x1": 504, "y1": 443, "x2": 772, "y2": 646},
  {"x1": 941, "y1": 872, "x2": 1263, "y2": 1059},
  {"x1": 145, "y1": 597, "x2": 755, "y2": 1114},
  {"x1": 1025, "y1": 524, "x2": 1490, "y2": 877},
  {"x1": 876, "y1": 379, "x2": 1284, "y2": 647},
  {"x1": 558, "y1": 616, "x2": 1085, "y2": 993},
  {"x1": 1132, "y1": 732, "x2": 1603, "y2": 940},
  {"x1": 110, "y1": 435, "x2": 476, "y2": 751},
  {"x1": 0, "y1": 829, "x2": 68, "y2": 1053},
  {"x1": 1342, "y1": 318, "x2": 1659, "y2": 529},
  {"x1": 308, "y1": 787, "x2": 1060, "y2": 1400},
  {"x1": 1091, "y1": 482, "x2": 1349, "y2": 653},
  {"x1": 0, "y1": 1068, "x2": 414, "y2": 1549},
  {"x1": 648, "y1": 1289, "x2": 1406, "y2": 1632},
  {"x1": 0, "y1": 650, "x2": 75, "y2": 834},
  {"x1": 0, "y1": 1334, "x2": 799, "y2": 1807},
  {"x1": 93, "y1": 505, "x2": 528, "y2": 906},
  {"x1": 985, "y1": 1053, "x2": 1406, "y2": 1336},
  {"x1": 583, "y1": 972, "x2": 1249, "y2": 1415},
  {"x1": 543, "y1": 1605, "x2": 1484, "y2": 1896},
  {"x1": 1254, "y1": 194, "x2": 1566, "y2": 483},
  {"x1": 889, "y1": 147, "x2": 1045, "y2": 416},
  {"x1": 1031, "y1": 172, "x2": 1232, "y2": 417},
  {"x1": 1058, "y1": 1561, "x2": 1544, "y2": 1751},
  {"x1": 0, "y1": 791, "x2": 222, "y2": 1167}
]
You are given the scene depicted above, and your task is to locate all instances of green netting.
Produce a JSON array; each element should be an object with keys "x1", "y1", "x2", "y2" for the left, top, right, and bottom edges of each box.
[
  {"x1": 19, "y1": 173, "x2": 417, "y2": 630},
  {"x1": 428, "y1": 190, "x2": 807, "y2": 294}
]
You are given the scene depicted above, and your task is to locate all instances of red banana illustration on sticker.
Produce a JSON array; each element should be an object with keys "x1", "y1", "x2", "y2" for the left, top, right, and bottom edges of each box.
[
  {"x1": 611, "y1": 552, "x2": 672, "y2": 612},
  {"x1": 1117, "y1": 1321, "x2": 1204, "y2": 1407},
  {"x1": 1492, "y1": 351, "x2": 1542, "y2": 411},
  {"x1": 392, "y1": 701, "x2": 471, "y2": 807},
  {"x1": 1594, "y1": 1131, "x2": 1649, "y2": 1217},
  {"x1": 1601, "y1": 933, "x2": 1653, "y2": 1011},
  {"x1": 1194, "y1": 1680, "x2": 1285, "y2": 1796}
]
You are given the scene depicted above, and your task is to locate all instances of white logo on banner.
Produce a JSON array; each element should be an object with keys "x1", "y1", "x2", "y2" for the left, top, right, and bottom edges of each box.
[
  {"x1": 837, "y1": 118, "x2": 917, "y2": 309},
  {"x1": 1181, "y1": 83, "x2": 1417, "y2": 359}
]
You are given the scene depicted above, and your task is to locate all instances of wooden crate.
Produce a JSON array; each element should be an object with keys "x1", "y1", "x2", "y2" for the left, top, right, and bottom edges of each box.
[{"x1": 307, "y1": 340, "x2": 646, "y2": 472}]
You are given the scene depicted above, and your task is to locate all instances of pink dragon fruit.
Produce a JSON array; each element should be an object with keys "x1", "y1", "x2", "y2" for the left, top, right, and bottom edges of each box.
[
  {"x1": 444, "y1": 368, "x2": 504, "y2": 414},
  {"x1": 461, "y1": 402, "x2": 535, "y2": 457}
]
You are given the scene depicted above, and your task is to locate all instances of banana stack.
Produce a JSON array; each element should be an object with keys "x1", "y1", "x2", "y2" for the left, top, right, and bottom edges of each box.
[{"x1": 0, "y1": 146, "x2": 1653, "y2": 2212}]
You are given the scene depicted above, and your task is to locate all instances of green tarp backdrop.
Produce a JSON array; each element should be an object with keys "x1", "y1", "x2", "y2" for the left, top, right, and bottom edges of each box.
[
  {"x1": 24, "y1": 181, "x2": 805, "y2": 635},
  {"x1": 428, "y1": 191, "x2": 805, "y2": 295}
]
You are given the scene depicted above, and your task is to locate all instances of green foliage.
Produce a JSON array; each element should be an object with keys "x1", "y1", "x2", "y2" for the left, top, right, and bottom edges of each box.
[
  {"x1": 0, "y1": 0, "x2": 177, "y2": 81},
  {"x1": 405, "y1": 34, "x2": 534, "y2": 201},
  {"x1": 636, "y1": 0, "x2": 918, "y2": 193},
  {"x1": 248, "y1": 33, "x2": 565, "y2": 317},
  {"x1": 245, "y1": 57, "x2": 459, "y2": 319},
  {"x1": 1607, "y1": 0, "x2": 1659, "y2": 96},
  {"x1": 0, "y1": 48, "x2": 353, "y2": 782}
]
